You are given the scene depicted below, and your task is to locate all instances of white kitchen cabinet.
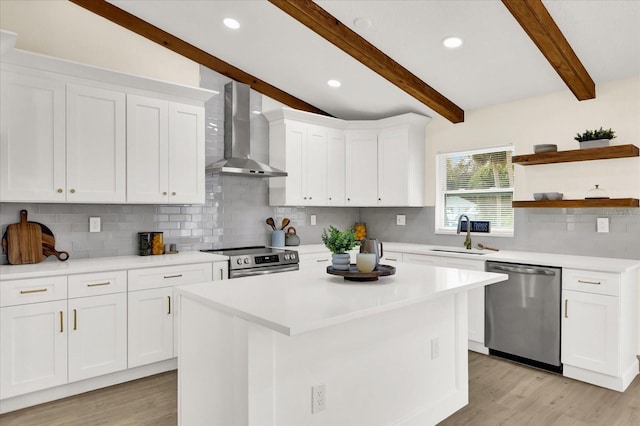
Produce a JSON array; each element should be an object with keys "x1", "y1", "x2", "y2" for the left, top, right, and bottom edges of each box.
[
  {"x1": 0, "y1": 71, "x2": 66, "y2": 202},
  {"x1": 269, "y1": 120, "x2": 328, "y2": 206},
  {"x1": 0, "y1": 300, "x2": 68, "y2": 398},
  {"x1": 127, "y1": 95, "x2": 205, "y2": 204},
  {"x1": 66, "y1": 84, "x2": 126, "y2": 203},
  {"x1": 326, "y1": 129, "x2": 346, "y2": 206},
  {"x1": 128, "y1": 262, "x2": 213, "y2": 368},
  {"x1": 67, "y1": 292, "x2": 127, "y2": 382},
  {"x1": 562, "y1": 289, "x2": 619, "y2": 376},
  {"x1": 380, "y1": 251, "x2": 403, "y2": 264},
  {"x1": 345, "y1": 129, "x2": 379, "y2": 206},
  {"x1": 213, "y1": 261, "x2": 229, "y2": 281}
]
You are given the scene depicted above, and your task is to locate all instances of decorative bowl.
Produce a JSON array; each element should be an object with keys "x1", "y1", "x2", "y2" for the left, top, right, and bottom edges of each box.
[
  {"x1": 533, "y1": 144, "x2": 558, "y2": 153},
  {"x1": 545, "y1": 192, "x2": 563, "y2": 200},
  {"x1": 533, "y1": 193, "x2": 546, "y2": 201}
]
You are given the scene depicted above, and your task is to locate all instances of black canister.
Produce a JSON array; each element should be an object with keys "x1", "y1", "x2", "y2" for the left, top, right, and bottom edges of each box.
[{"x1": 138, "y1": 232, "x2": 152, "y2": 256}]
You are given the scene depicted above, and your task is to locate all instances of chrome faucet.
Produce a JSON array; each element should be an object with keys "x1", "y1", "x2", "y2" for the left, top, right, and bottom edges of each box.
[{"x1": 457, "y1": 214, "x2": 472, "y2": 250}]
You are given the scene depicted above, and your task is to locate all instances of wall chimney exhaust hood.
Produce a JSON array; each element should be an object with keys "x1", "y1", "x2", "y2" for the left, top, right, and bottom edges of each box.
[{"x1": 206, "y1": 81, "x2": 287, "y2": 177}]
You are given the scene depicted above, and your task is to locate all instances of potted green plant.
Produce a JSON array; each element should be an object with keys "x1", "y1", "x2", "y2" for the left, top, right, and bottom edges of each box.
[
  {"x1": 574, "y1": 127, "x2": 616, "y2": 149},
  {"x1": 321, "y1": 225, "x2": 359, "y2": 270}
]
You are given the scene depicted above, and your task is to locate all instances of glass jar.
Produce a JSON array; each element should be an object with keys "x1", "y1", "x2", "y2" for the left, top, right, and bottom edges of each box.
[
  {"x1": 151, "y1": 232, "x2": 164, "y2": 255},
  {"x1": 137, "y1": 232, "x2": 152, "y2": 256},
  {"x1": 354, "y1": 223, "x2": 367, "y2": 241}
]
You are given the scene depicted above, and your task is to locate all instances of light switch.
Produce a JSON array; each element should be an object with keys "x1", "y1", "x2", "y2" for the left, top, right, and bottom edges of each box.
[
  {"x1": 596, "y1": 217, "x2": 609, "y2": 233},
  {"x1": 89, "y1": 217, "x2": 101, "y2": 233},
  {"x1": 310, "y1": 214, "x2": 317, "y2": 226},
  {"x1": 396, "y1": 215, "x2": 406, "y2": 226}
]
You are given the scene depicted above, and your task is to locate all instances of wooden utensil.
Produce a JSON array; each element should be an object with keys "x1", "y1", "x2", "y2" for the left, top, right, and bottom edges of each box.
[
  {"x1": 280, "y1": 217, "x2": 290, "y2": 230},
  {"x1": 2, "y1": 210, "x2": 70, "y2": 263},
  {"x1": 266, "y1": 217, "x2": 276, "y2": 230},
  {"x1": 39, "y1": 223, "x2": 70, "y2": 261},
  {"x1": 3, "y1": 210, "x2": 46, "y2": 264},
  {"x1": 477, "y1": 243, "x2": 499, "y2": 251}
]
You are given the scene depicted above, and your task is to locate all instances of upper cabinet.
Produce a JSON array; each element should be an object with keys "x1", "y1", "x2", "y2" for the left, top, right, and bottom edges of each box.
[
  {"x1": 265, "y1": 109, "x2": 430, "y2": 207},
  {"x1": 127, "y1": 96, "x2": 204, "y2": 204},
  {"x1": 0, "y1": 38, "x2": 215, "y2": 204}
]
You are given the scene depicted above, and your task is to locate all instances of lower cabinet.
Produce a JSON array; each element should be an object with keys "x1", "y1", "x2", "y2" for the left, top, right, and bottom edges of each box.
[
  {"x1": 0, "y1": 300, "x2": 68, "y2": 398},
  {"x1": 67, "y1": 293, "x2": 127, "y2": 382}
]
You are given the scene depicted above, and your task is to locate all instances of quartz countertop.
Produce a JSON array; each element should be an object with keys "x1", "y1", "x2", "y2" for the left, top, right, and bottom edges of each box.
[
  {"x1": 293, "y1": 243, "x2": 640, "y2": 273},
  {"x1": 0, "y1": 252, "x2": 228, "y2": 280},
  {"x1": 176, "y1": 262, "x2": 507, "y2": 336}
]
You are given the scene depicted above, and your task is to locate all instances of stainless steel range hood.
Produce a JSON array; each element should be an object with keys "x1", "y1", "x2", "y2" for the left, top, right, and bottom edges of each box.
[{"x1": 206, "y1": 81, "x2": 287, "y2": 177}]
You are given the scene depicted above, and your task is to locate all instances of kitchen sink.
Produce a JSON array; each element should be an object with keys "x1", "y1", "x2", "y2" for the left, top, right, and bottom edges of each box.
[{"x1": 429, "y1": 249, "x2": 488, "y2": 255}]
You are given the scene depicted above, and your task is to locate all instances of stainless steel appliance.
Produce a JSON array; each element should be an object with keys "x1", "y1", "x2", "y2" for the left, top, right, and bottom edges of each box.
[
  {"x1": 201, "y1": 246, "x2": 299, "y2": 278},
  {"x1": 485, "y1": 261, "x2": 562, "y2": 373}
]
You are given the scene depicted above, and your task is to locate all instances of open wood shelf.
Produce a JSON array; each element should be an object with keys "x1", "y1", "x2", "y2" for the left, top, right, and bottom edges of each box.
[
  {"x1": 512, "y1": 144, "x2": 639, "y2": 165},
  {"x1": 512, "y1": 198, "x2": 639, "y2": 208}
]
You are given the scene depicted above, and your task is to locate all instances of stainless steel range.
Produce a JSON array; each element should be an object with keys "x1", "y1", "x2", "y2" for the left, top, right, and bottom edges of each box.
[{"x1": 201, "y1": 246, "x2": 299, "y2": 279}]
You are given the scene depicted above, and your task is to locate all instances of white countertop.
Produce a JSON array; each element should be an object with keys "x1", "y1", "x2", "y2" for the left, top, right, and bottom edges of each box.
[
  {"x1": 0, "y1": 252, "x2": 228, "y2": 280},
  {"x1": 176, "y1": 263, "x2": 507, "y2": 336},
  {"x1": 293, "y1": 243, "x2": 640, "y2": 273}
]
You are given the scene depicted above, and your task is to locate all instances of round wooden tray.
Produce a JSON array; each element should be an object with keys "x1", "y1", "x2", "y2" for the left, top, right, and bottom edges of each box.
[{"x1": 326, "y1": 264, "x2": 396, "y2": 282}]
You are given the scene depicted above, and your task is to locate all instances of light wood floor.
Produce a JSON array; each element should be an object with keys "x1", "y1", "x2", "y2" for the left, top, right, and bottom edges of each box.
[{"x1": 1, "y1": 352, "x2": 638, "y2": 425}]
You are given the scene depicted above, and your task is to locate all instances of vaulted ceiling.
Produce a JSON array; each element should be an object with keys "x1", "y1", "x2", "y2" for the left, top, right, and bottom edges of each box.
[{"x1": 73, "y1": 0, "x2": 640, "y2": 123}]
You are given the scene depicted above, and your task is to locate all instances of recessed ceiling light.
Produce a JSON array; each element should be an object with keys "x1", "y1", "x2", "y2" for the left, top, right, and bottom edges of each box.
[
  {"x1": 223, "y1": 18, "x2": 240, "y2": 29},
  {"x1": 442, "y1": 36, "x2": 463, "y2": 49},
  {"x1": 353, "y1": 17, "x2": 371, "y2": 29},
  {"x1": 327, "y1": 79, "x2": 341, "y2": 88}
]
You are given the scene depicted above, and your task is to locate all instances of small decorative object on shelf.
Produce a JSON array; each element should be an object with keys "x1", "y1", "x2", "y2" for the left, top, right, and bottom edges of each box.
[
  {"x1": 321, "y1": 225, "x2": 359, "y2": 271},
  {"x1": 585, "y1": 184, "x2": 609, "y2": 200},
  {"x1": 574, "y1": 127, "x2": 616, "y2": 149},
  {"x1": 354, "y1": 222, "x2": 367, "y2": 240}
]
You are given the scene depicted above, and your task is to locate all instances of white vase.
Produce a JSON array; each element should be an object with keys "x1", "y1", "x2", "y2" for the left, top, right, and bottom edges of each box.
[
  {"x1": 331, "y1": 253, "x2": 351, "y2": 270},
  {"x1": 579, "y1": 139, "x2": 610, "y2": 149},
  {"x1": 356, "y1": 253, "x2": 376, "y2": 273}
]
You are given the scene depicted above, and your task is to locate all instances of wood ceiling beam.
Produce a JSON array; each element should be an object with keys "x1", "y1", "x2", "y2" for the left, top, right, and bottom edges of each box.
[
  {"x1": 502, "y1": 0, "x2": 595, "y2": 100},
  {"x1": 268, "y1": 0, "x2": 465, "y2": 123},
  {"x1": 69, "y1": 0, "x2": 330, "y2": 116}
]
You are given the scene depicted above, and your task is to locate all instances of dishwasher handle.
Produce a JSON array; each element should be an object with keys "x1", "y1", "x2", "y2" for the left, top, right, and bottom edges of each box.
[{"x1": 487, "y1": 264, "x2": 557, "y2": 276}]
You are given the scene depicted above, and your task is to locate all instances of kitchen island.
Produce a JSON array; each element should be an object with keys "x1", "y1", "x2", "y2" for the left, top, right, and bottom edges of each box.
[{"x1": 175, "y1": 262, "x2": 507, "y2": 426}]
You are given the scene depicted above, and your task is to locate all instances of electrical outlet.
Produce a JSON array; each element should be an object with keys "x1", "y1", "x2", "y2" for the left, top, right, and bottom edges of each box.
[
  {"x1": 396, "y1": 214, "x2": 406, "y2": 226},
  {"x1": 310, "y1": 214, "x2": 317, "y2": 226},
  {"x1": 597, "y1": 217, "x2": 609, "y2": 233},
  {"x1": 89, "y1": 217, "x2": 101, "y2": 233},
  {"x1": 431, "y1": 337, "x2": 439, "y2": 360},
  {"x1": 311, "y1": 384, "x2": 326, "y2": 413}
]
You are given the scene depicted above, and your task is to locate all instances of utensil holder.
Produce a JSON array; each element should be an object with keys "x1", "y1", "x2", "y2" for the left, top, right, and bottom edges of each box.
[{"x1": 271, "y1": 230, "x2": 285, "y2": 247}]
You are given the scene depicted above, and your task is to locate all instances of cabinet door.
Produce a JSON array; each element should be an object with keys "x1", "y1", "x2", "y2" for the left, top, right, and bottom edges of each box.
[
  {"x1": 66, "y1": 84, "x2": 126, "y2": 203},
  {"x1": 127, "y1": 95, "x2": 169, "y2": 203},
  {"x1": 68, "y1": 293, "x2": 127, "y2": 382},
  {"x1": 345, "y1": 130, "x2": 378, "y2": 206},
  {"x1": 283, "y1": 122, "x2": 306, "y2": 205},
  {"x1": 168, "y1": 102, "x2": 205, "y2": 204},
  {"x1": 305, "y1": 125, "x2": 327, "y2": 205},
  {"x1": 562, "y1": 290, "x2": 619, "y2": 376},
  {"x1": 326, "y1": 129, "x2": 346, "y2": 206},
  {"x1": 377, "y1": 126, "x2": 409, "y2": 206},
  {"x1": 0, "y1": 72, "x2": 66, "y2": 202},
  {"x1": 0, "y1": 300, "x2": 67, "y2": 398},
  {"x1": 128, "y1": 287, "x2": 174, "y2": 368},
  {"x1": 213, "y1": 261, "x2": 229, "y2": 281}
]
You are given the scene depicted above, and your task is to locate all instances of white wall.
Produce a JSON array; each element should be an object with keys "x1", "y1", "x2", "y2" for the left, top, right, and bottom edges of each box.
[
  {"x1": 0, "y1": 0, "x2": 199, "y2": 86},
  {"x1": 425, "y1": 76, "x2": 640, "y2": 204}
]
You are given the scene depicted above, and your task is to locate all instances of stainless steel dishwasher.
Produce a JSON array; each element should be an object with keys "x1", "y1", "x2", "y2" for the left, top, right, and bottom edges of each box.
[{"x1": 485, "y1": 261, "x2": 562, "y2": 373}]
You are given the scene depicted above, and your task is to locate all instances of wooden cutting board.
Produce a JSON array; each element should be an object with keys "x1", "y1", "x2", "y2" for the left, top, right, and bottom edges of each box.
[{"x1": 3, "y1": 210, "x2": 46, "y2": 265}]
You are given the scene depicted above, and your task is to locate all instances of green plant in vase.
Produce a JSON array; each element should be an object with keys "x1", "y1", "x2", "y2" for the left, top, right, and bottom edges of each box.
[
  {"x1": 321, "y1": 225, "x2": 359, "y2": 270},
  {"x1": 574, "y1": 127, "x2": 616, "y2": 149}
]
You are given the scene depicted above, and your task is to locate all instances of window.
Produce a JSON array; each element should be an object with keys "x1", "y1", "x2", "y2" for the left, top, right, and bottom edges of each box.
[{"x1": 436, "y1": 146, "x2": 515, "y2": 237}]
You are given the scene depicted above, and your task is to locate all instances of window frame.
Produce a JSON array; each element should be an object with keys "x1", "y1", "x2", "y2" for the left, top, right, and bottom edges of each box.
[{"x1": 435, "y1": 145, "x2": 515, "y2": 238}]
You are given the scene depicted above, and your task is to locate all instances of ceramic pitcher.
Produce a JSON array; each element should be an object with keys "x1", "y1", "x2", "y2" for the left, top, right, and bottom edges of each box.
[{"x1": 359, "y1": 238, "x2": 383, "y2": 266}]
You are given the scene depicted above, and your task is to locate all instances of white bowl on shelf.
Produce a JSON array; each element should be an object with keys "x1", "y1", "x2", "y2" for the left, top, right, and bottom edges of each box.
[
  {"x1": 533, "y1": 193, "x2": 546, "y2": 201},
  {"x1": 545, "y1": 192, "x2": 563, "y2": 200},
  {"x1": 533, "y1": 144, "x2": 557, "y2": 153}
]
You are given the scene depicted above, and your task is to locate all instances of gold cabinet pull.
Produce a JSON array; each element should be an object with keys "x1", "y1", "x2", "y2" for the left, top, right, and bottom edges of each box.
[
  {"x1": 70, "y1": 189, "x2": 76, "y2": 194},
  {"x1": 219, "y1": 268, "x2": 225, "y2": 280},
  {"x1": 316, "y1": 259, "x2": 329, "y2": 263},
  {"x1": 163, "y1": 274, "x2": 183, "y2": 279},
  {"x1": 73, "y1": 309, "x2": 77, "y2": 330},
  {"x1": 57, "y1": 188, "x2": 63, "y2": 193},
  {"x1": 564, "y1": 300, "x2": 568, "y2": 318},
  {"x1": 20, "y1": 288, "x2": 47, "y2": 294},
  {"x1": 168, "y1": 296, "x2": 171, "y2": 315},
  {"x1": 385, "y1": 257, "x2": 398, "y2": 262},
  {"x1": 87, "y1": 281, "x2": 111, "y2": 287},
  {"x1": 60, "y1": 311, "x2": 64, "y2": 332},
  {"x1": 578, "y1": 279, "x2": 601, "y2": 285}
]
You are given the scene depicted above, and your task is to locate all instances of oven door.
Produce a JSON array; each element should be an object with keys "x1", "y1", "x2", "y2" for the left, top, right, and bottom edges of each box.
[{"x1": 229, "y1": 264, "x2": 299, "y2": 279}]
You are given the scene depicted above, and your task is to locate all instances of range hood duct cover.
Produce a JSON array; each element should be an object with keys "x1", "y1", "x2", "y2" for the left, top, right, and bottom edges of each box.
[{"x1": 206, "y1": 81, "x2": 287, "y2": 177}]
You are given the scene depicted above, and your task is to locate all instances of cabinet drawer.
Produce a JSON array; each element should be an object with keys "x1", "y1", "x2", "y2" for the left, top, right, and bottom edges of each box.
[
  {"x1": 563, "y1": 269, "x2": 620, "y2": 296},
  {"x1": 403, "y1": 253, "x2": 439, "y2": 266},
  {"x1": 299, "y1": 252, "x2": 332, "y2": 264},
  {"x1": 128, "y1": 263, "x2": 212, "y2": 291},
  {"x1": 68, "y1": 270, "x2": 127, "y2": 298},
  {"x1": 1, "y1": 276, "x2": 68, "y2": 307}
]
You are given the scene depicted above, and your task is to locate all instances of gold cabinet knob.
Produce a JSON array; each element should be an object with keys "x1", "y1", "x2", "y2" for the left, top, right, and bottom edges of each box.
[
  {"x1": 172, "y1": 192, "x2": 176, "y2": 196},
  {"x1": 57, "y1": 188, "x2": 63, "y2": 193},
  {"x1": 163, "y1": 192, "x2": 167, "y2": 195},
  {"x1": 70, "y1": 189, "x2": 76, "y2": 194}
]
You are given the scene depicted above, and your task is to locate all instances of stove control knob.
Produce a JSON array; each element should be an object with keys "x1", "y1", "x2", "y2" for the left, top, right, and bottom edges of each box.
[
  {"x1": 236, "y1": 258, "x2": 243, "y2": 265},
  {"x1": 290, "y1": 253, "x2": 296, "y2": 259},
  {"x1": 284, "y1": 254, "x2": 290, "y2": 260},
  {"x1": 243, "y1": 258, "x2": 250, "y2": 264}
]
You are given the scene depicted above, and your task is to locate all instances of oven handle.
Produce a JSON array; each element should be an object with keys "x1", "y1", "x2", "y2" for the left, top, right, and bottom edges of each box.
[{"x1": 230, "y1": 264, "x2": 299, "y2": 278}]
